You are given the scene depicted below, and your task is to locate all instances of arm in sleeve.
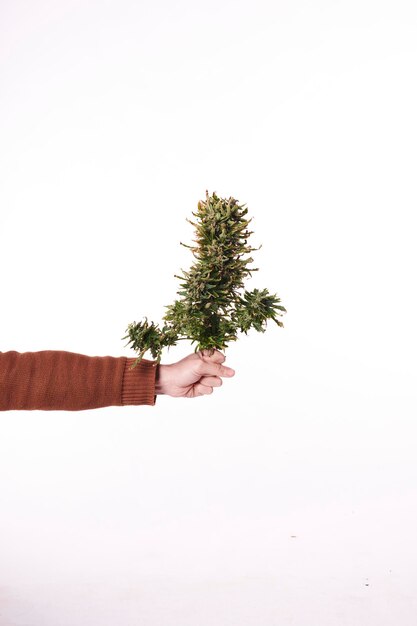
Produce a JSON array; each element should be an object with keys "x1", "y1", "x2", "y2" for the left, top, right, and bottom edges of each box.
[{"x1": 0, "y1": 350, "x2": 157, "y2": 411}]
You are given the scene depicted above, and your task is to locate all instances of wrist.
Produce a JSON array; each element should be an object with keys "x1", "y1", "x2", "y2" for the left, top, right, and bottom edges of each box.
[{"x1": 155, "y1": 364, "x2": 167, "y2": 395}]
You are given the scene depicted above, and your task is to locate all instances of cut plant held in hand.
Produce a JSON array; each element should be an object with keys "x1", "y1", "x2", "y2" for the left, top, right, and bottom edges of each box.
[{"x1": 123, "y1": 191, "x2": 286, "y2": 366}]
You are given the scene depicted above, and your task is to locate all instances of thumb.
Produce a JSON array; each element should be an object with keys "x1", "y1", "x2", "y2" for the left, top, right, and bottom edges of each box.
[{"x1": 199, "y1": 349, "x2": 226, "y2": 364}]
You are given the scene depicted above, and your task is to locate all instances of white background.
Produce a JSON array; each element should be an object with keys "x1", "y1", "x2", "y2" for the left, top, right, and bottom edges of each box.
[{"x1": 1, "y1": 0, "x2": 417, "y2": 624}]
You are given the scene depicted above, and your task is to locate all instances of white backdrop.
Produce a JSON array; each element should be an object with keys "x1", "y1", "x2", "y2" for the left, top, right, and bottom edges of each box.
[{"x1": 1, "y1": 1, "x2": 417, "y2": 624}]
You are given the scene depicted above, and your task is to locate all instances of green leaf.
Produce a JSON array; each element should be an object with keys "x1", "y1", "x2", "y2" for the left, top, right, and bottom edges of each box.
[{"x1": 124, "y1": 191, "x2": 286, "y2": 366}]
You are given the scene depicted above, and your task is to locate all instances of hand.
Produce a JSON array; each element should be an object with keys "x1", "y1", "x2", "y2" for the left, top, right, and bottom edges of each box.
[{"x1": 155, "y1": 349, "x2": 235, "y2": 398}]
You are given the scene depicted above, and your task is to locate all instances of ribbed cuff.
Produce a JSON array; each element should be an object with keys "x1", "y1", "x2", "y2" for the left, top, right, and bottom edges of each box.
[{"x1": 121, "y1": 358, "x2": 158, "y2": 406}]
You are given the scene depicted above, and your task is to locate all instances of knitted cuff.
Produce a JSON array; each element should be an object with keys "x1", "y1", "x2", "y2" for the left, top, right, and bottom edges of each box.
[{"x1": 121, "y1": 358, "x2": 158, "y2": 406}]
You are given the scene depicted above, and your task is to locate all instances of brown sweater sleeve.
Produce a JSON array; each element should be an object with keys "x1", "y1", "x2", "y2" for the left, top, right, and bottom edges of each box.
[{"x1": 0, "y1": 350, "x2": 157, "y2": 411}]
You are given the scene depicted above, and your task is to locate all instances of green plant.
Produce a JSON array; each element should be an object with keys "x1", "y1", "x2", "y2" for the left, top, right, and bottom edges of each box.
[{"x1": 123, "y1": 190, "x2": 286, "y2": 366}]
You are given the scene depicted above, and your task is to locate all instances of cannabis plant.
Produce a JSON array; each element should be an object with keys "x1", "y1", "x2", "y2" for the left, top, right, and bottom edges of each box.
[{"x1": 123, "y1": 191, "x2": 286, "y2": 366}]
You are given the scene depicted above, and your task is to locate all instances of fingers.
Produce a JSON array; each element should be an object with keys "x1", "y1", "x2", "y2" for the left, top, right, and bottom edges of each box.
[
  {"x1": 199, "y1": 349, "x2": 225, "y2": 364},
  {"x1": 194, "y1": 382, "x2": 214, "y2": 396},
  {"x1": 187, "y1": 350, "x2": 235, "y2": 398},
  {"x1": 197, "y1": 350, "x2": 235, "y2": 378},
  {"x1": 201, "y1": 361, "x2": 235, "y2": 378},
  {"x1": 192, "y1": 373, "x2": 227, "y2": 398},
  {"x1": 200, "y1": 375, "x2": 223, "y2": 388}
]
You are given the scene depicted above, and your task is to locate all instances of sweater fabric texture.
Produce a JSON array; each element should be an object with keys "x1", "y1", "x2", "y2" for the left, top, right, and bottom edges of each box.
[{"x1": 0, "y1": 350, "x2": 157, "y2": 411}]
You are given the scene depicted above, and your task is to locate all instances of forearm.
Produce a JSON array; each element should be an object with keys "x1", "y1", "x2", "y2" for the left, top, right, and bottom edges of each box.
[{"x1": 0, "y1": 350, "x2": 157, "y2": 411}]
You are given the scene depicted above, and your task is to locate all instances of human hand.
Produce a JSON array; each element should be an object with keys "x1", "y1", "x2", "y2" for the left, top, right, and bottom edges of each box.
[{"x1": 155, "y1": 349, "x2": 235, "y2": 398}]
